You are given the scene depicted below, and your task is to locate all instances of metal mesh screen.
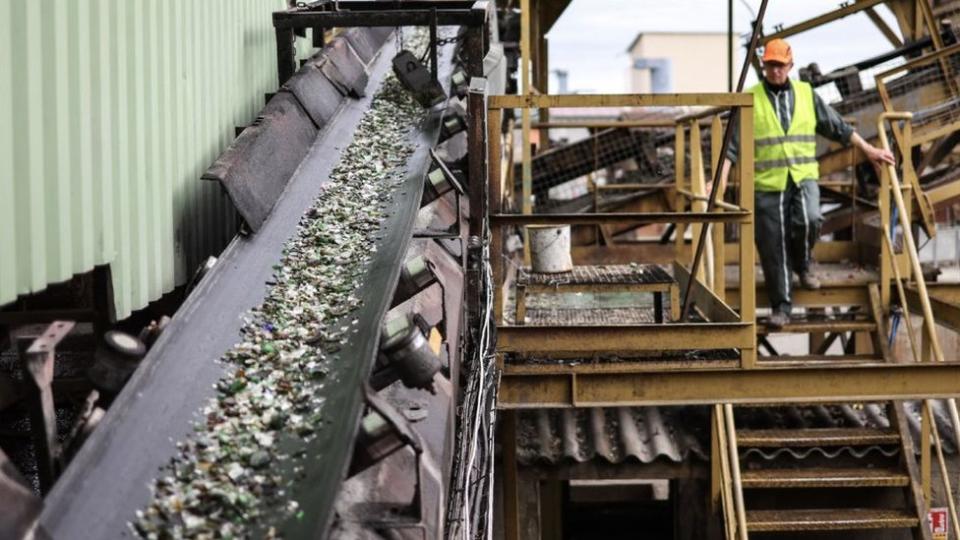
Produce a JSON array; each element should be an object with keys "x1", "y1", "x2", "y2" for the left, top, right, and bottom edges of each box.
[
  {"x1": 509, "y1": 118, "x2": 720, "y2": 216},
  {"x1": 875, "y1": 45, "x2": 960, "y2": 141}
]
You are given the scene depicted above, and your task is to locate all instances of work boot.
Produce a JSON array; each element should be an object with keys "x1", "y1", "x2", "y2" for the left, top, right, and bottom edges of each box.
[
  {"x1": 767, "y1": 311, "x2": 790, "y2": 330},
  {"x1": 799, "y1": 272, "x2": 821, "y2": 290}
]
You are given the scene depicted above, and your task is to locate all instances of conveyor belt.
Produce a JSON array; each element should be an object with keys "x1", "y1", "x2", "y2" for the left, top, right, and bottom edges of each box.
[{"x1": 40, "y1": 33, "x2": 456, "y2": 539}]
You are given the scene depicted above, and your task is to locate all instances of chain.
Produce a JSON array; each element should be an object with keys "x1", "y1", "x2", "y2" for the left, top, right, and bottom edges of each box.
[{"x1": 435, "y1": 35, "x2": 464, "y2": 47}]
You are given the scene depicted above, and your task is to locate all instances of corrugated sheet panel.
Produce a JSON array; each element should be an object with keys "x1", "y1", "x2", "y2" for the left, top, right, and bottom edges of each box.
[
  {"x1": 0, "y1": 0, "x2": 318, "y2": 319},
  {"x1": 517, "y1": 402, "x2": 957, "y2": 467},
  {"x1": 517, "y1": 407, "x2": 709, "y2": 466}
]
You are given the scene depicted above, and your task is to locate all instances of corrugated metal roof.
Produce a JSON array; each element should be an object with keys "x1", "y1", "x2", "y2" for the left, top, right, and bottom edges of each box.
[
  {"x1": 516, "y1": 402, "x2": 958, "y2": 467},
  {"x1": 0, "y1": 0, "x2": 316, "y2": 319},
  {"x1": 517, "y1": 406, "x2": 709, "y2": 466}
]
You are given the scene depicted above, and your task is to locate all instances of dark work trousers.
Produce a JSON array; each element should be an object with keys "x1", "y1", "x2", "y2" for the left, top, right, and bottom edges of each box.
[{"x1": 754, "y1": 178, "x2": 821, "y2": 315}]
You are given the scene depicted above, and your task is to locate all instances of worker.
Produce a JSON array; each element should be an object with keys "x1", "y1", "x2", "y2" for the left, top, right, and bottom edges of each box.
[{"x1": 718, "y1": 38, "x2": 895, "y2": 329}]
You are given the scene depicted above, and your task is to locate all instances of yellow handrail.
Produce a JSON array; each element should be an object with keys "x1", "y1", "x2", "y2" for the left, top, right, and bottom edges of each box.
[
  {"x1": 723, "y1": 404, "x2": 748, "y2": 539},
  {"x1": 878, "y1": 112, "x2": 960, "y2": 534},
  {"x1": 877, "y1": 112, "x2": 944, "y2": 362}
]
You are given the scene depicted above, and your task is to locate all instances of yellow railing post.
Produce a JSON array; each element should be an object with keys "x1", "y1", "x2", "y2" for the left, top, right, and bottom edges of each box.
[
  {"x1": 714, "y1": 404, "x2": 737, "y2": 540},
  {"x1": 738, "y1": 108, "x2": 757, "y2": 369},
  {"x1": 724, "y1": 404, "x2": 748, "y2": 540},
  {"x1": 690, "y1": 121, "x2": 709, "y2": 284},
  {"x1": 711, "y1": 114, "x2": 726, "y2": 300},
  {"x1": 489, "y1": 108, "x2": 504, "y2": 324},
  {"x1": 520, "y1": 0, "x2": 532, "y2": 266},
  {"x1": 675, "y1": 123, "x2": 688, "y2": 264}
]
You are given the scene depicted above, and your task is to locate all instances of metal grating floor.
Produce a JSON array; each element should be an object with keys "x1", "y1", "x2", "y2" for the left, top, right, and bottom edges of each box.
[
  {"x1": 523, "y1": 306, "x2": 659, "y2": 325},
  {"x1": 519, "y1": 264, "x2": 674, "y2": 287}
]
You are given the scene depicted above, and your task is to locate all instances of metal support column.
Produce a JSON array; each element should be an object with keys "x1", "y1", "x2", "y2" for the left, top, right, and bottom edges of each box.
[
  {"x1": 275, "y1": 27, "x2": 297, "y2": 86},
  {"x1": 502, "y1": 410, "x2": 521, "y2": 540}
]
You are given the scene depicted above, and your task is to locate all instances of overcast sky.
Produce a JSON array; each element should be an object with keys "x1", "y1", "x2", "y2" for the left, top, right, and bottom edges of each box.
[{"x1": 546, "y1": 0, "x2": 902, "y2": 93}]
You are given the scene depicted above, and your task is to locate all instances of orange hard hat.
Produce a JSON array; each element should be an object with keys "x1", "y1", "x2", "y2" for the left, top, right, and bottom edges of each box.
[{"x1": 762, "y1": 38, "x2": 793, "y2": 64}]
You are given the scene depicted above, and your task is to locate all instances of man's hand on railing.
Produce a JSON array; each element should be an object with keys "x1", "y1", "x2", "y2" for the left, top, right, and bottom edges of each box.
[
  {"x1": 715, "y1": 158, "x2": 733, "y2": 199},
  {"x1": 851, "y1": 132, "x2": 895, "y2": 167}
]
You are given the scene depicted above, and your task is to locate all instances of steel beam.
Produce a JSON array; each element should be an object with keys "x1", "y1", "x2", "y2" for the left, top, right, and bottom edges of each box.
[
  {"x1": 496, "y1": 323, "x2": 753, "y2": 355},
  {"x1": 759, "y1": 0, "x2": 886, "y2": 44},
  {"x1": 491, "y1": 211, "x2": 749, "y2": 227},
  {"x1": 273, "y1": 9, "x2": 485, "y2": 30},
  {"x1": 499, "y1": 362, "x2": 960, "y2": 408},
  {"x1": 906, "y1": 286, "x2": 960, "y2": 333},
  {"x1": 725, "y1": 285, "x2": 870, "y2": 309},
  {"x1": 490, "y1": 93, "x2": 753, "y2": 109}
]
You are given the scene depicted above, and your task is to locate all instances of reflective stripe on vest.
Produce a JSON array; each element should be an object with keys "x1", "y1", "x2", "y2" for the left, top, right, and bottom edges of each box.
[{"x1": 751, "y1": 80, "x2": 820, "y2": 192}]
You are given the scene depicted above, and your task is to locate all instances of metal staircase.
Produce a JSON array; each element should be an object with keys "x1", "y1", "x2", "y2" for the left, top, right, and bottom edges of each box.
[
  {"x1": 712, "y1": 111, "x2": 960, "y2": 539},
  {"x1": 717, "y1": 402, "x2": 928, "y2": 538}
]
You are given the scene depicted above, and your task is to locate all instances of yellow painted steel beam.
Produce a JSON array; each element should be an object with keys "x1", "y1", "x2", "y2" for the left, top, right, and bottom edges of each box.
[
  {"x1": 865, "y1": 6, "x2": 903, "y2": 48},
  {"x1": 499, "y1": 362, "x2": 960, "y2": 408},
  {"x1": 923, "y1": 283, "x2": 960, "y2": 304},
  {"x1": 491, "y1": 211, "x2": 750, "y2": 226},
  {"x1": 496, "y1": 323, "x2": 754, "y2": 354},
  {"x1": 927, "y1": 175, "x2": 960, "y2": 206},
  {"x1": 725, "y1": 286, "x2": 870, "y2": 309},
  {"x1": 489, "y1": 93, "x2": 753, "y2": 109},
  {"x1": 906, "y1": 286, "x2": 960, "y2": 333},
  {"x1": 529, "y1": 120, "x2": 677, "y2": 129},
  {"x1": 674, "y1": 263, "x2": 740, "y2": 323},
  {"x1": 759, "y1": 0, "x2": 886, "y2": 44}
]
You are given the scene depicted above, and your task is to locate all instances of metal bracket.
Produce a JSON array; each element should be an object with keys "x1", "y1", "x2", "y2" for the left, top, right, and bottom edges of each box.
[
  {"x1": 20, "y1": 320, "x2": 75, "y2": 494},
  {"x1": 352, "y1": 386, "x2": 426, "y2": 521}
]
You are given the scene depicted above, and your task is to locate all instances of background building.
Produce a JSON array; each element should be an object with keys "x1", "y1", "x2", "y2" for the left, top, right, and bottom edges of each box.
[{"x1": 626, "y1": 31, "x2": 739, "y2": 93}]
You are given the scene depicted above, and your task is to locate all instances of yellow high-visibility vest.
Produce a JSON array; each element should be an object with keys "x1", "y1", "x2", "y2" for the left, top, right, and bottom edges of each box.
[{"x1": 751, "y1": 79, "x2": 819, "y2": 192}]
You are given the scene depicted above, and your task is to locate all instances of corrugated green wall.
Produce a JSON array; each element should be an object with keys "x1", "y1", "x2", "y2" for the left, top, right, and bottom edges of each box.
[{"x1": 1, "y1": 0, "x2": 316, "y2": 319}]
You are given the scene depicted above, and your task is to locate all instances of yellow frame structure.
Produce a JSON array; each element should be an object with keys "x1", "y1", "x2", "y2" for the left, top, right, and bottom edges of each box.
[{"x1": 488, "y1": 92, "x2": 758, "y2": 368}]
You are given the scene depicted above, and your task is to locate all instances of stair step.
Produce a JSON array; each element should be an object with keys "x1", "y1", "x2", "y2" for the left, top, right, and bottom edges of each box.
[
  {"x1": 738, "y1": 427, "x2": 900, "y2": 447},
  {"x1": 746, "y1": 508, "x2": 919, "y2": 532},
  {"x1": 758, "y1": 319, "x2": 876, "y2": 335},
  {"x1": 742, "y1": 467, "x2": 909, "y2": 488}
]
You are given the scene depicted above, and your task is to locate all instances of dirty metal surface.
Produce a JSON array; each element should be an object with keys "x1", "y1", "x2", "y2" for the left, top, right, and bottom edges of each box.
[
  {"x1": 518, "y1": 264, "x2": 674, "y2": 288},
  {"x1": 745, "y1": 508, "x2": 918, "y2": 532},
  {"x1": 740, "y1": 467, "x2": 909, "y2": 488},
  {"x1": 725, "y1": 262, "x2": 879, "y2": 289},
  {"x1": 523, "y1": 306, "x2": 657, "y2": 325},
  {"x1": 40, "y1": 32, "x2": 451, "y2": 539},
  {"x1": 202, "y1": 90, "x2": 319, "y2": 233},
  {"x1": 203, "y1": 29, "x2": 387, "y2": 233}
]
